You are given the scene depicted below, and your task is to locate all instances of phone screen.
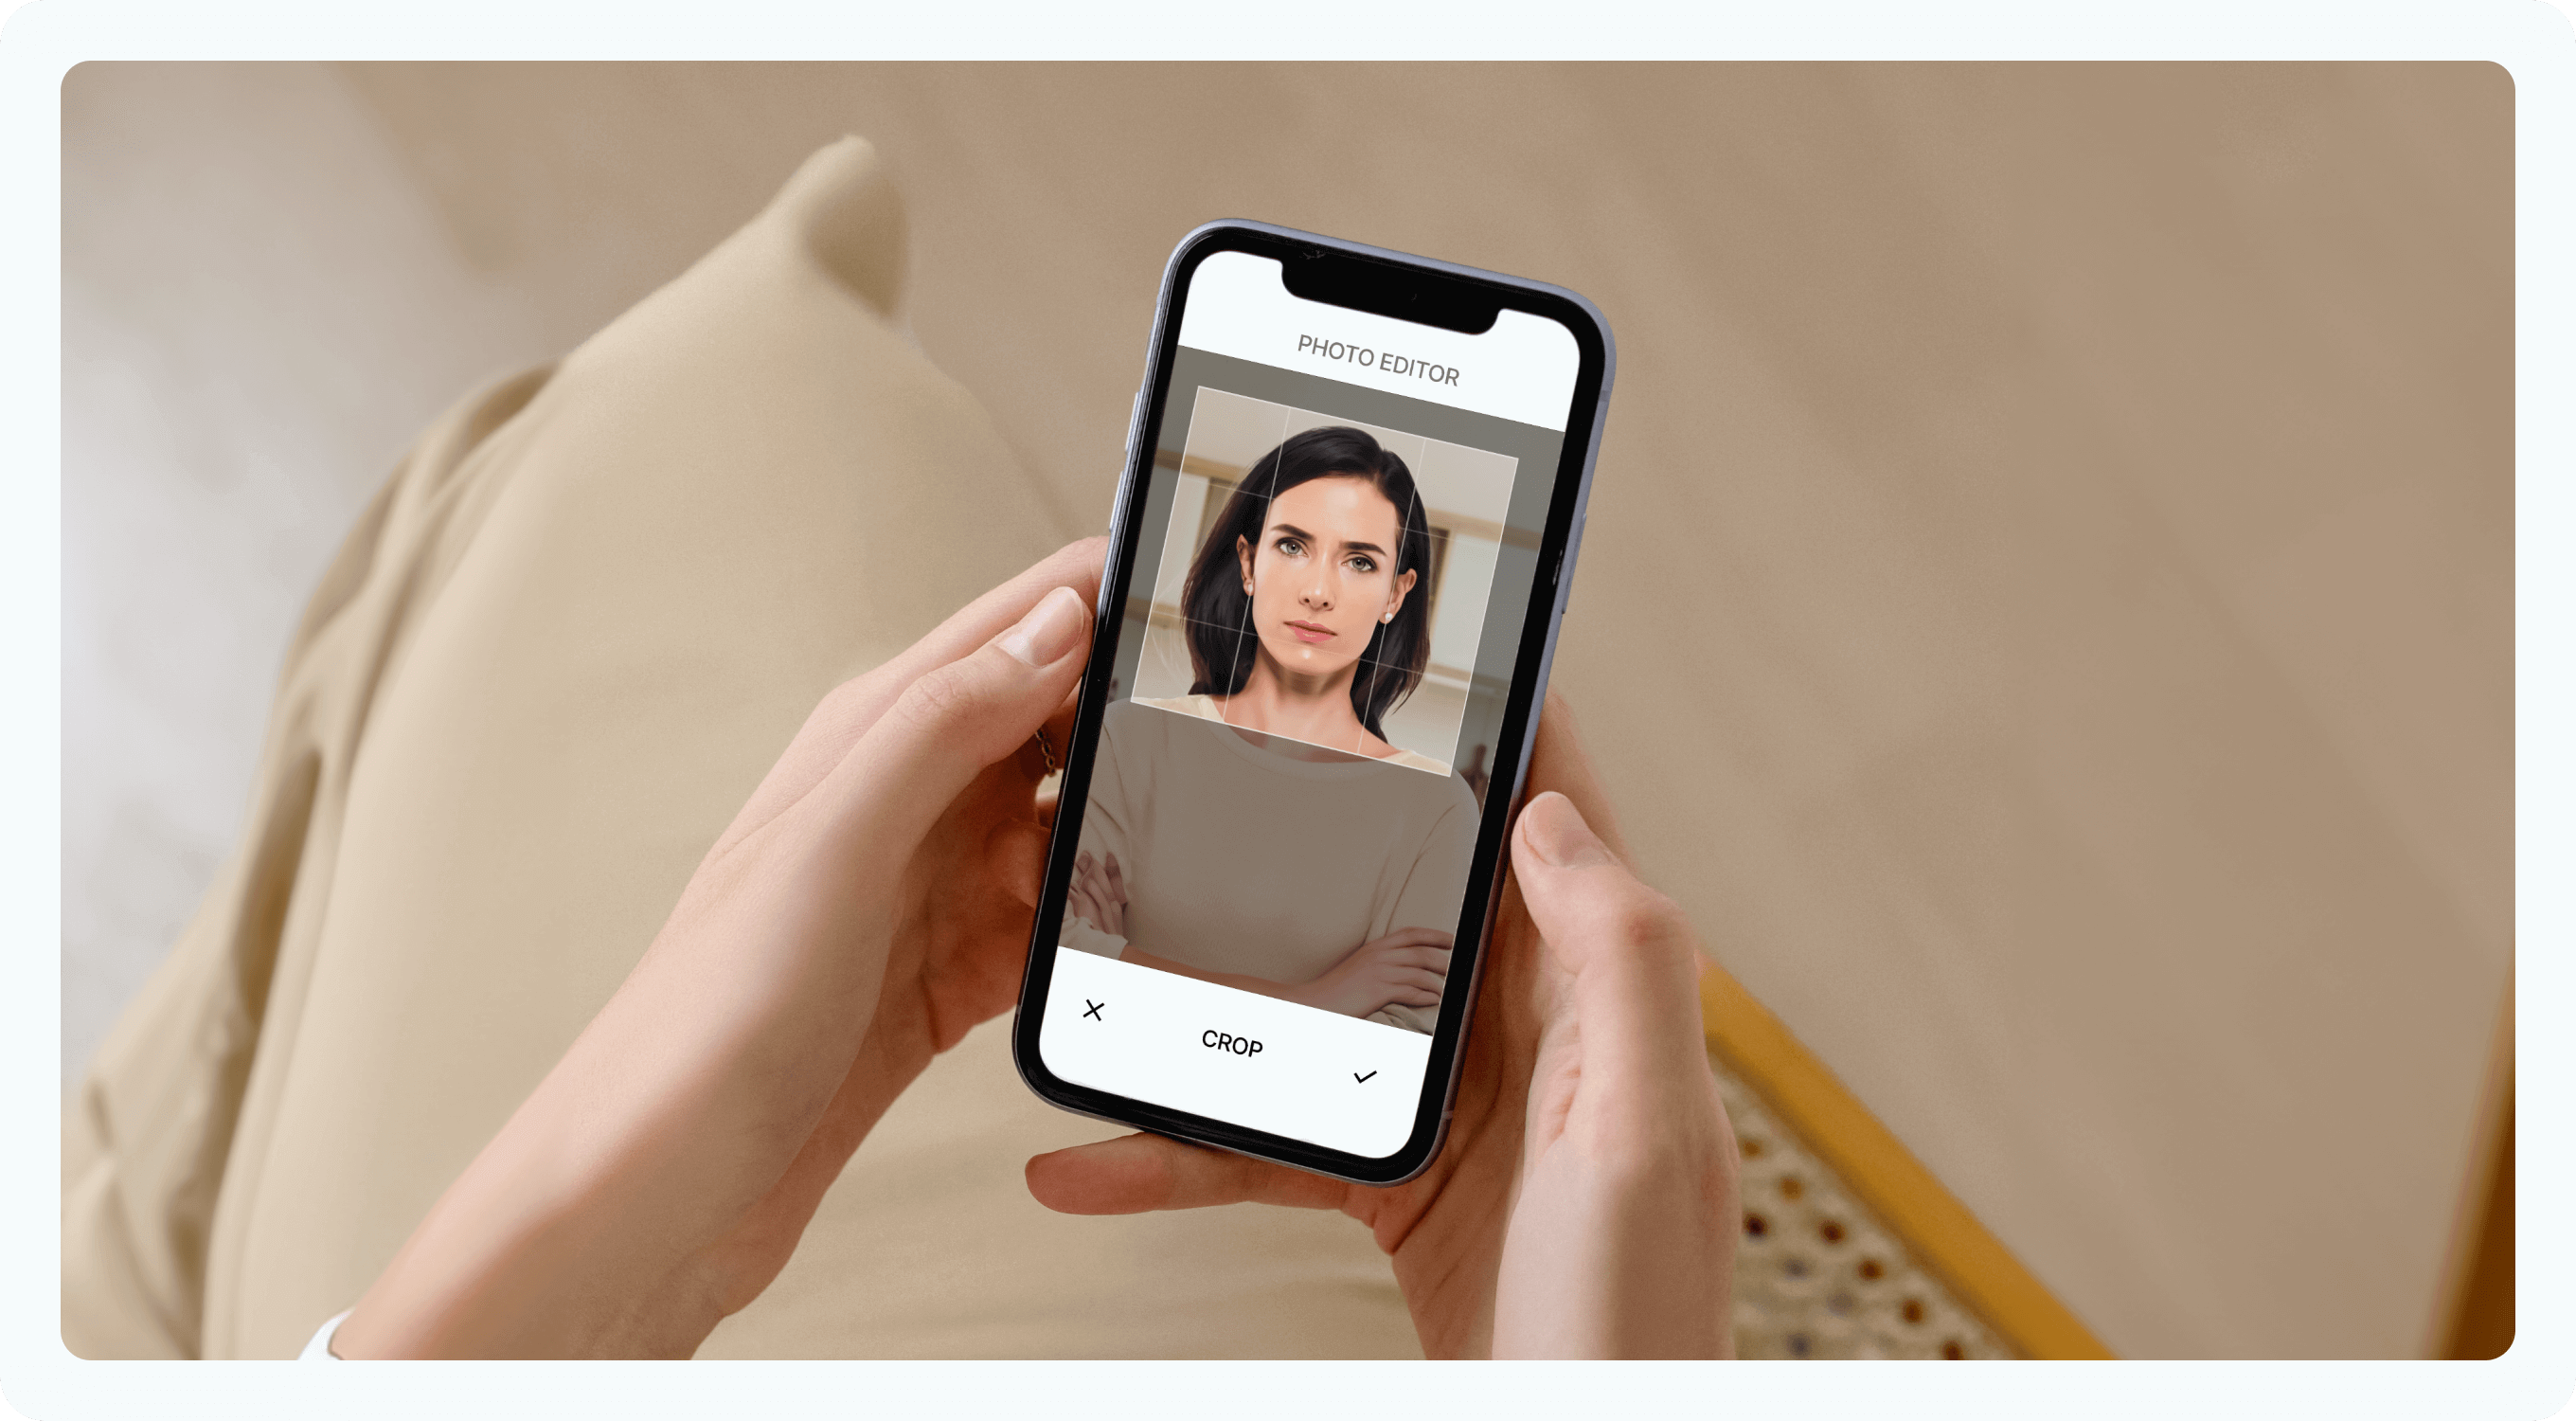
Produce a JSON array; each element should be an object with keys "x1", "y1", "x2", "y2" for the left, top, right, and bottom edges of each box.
[{"x1": 1031, "y1": 245, "x2": 1588, "y2": 1163}]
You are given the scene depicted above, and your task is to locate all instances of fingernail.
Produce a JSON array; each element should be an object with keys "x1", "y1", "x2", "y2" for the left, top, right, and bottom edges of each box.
[
  {"x1": 1002, "y1": 586, "x2": 1089, "y2": 667},
  {"x1": 1519, "y1": 791, "x2": 1616, "y2": 869}
]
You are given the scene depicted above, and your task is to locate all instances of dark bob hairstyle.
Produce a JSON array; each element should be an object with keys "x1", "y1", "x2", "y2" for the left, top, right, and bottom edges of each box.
[{"x1": 1180, "y1": 424, "x2": 1435, "y2": 742}]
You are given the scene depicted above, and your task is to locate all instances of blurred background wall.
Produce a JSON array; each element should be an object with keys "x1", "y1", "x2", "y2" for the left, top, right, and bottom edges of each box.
[
  {"x1": 62, "y1": 62, "x2": 2512, "y2": 1358},
  {"x1": 62, "y1": 63, "x2": 555, "y2": 1091}
]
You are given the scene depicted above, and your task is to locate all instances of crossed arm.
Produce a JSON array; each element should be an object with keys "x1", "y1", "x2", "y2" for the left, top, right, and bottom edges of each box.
[{"x1": 1069, "y1": 850, "x2": 1455, "y2": 1020}]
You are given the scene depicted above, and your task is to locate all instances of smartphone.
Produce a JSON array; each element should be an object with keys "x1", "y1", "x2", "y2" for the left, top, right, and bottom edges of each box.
[{"x1": 1012, "y1": 221, "x2": 1613, "y2": 1184}]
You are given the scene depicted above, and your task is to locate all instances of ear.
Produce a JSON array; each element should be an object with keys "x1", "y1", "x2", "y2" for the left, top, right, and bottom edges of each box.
[
  {"x1": 1385, "y1": 567, "x2": 1418, "y2": 621},
  {"x1": 1237, "y1": 533, "x2": 1255, "y2": 593}
]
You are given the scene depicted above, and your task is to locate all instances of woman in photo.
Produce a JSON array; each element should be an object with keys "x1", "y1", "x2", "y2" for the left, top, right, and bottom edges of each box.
[{"x1": 1063, "y1": 425, "x2": 1479, "y2": 1032}]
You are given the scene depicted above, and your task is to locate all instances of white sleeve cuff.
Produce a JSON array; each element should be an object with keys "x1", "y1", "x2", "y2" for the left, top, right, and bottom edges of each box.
[{"x1": 298, "y1": 1307, "x2": 354, "y2": 1360}]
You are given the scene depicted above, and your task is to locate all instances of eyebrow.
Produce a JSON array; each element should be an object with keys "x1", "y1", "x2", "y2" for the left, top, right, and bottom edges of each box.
[{"x1": 1267, "y1": 519, "x2": 1389, "y2": 558}]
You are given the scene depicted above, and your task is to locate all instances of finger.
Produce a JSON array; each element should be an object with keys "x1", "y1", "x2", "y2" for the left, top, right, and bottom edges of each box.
[
  {"x1": 1358, "y1": 944, "x2": 1448, "y2": 973},
  {"x1": 864, "y1": 540, "x2": 1108, "y2": 719},
  {"x1": 1018, "y1": 684, "x2": 1085, "y2": 783},
  {"x1": 1385, "y1": 967, "x2": 1447, "y2": 996},
  {"x1": 1344, "y1": 930, "x2": 1449, "y2": 969},
  {"x1": 1073, "y1": 877, "x2": 1110, "y2": 921},
  {"x1": 1368, "y1": 926, "x2": 1453, "y2": 947},
  {"x1": 992, "y1": 818, "x2": 1049, "y2": 908},
  {"x1": 1510, "y1": 790, "x2": 1707, "y2": 1073},
  {"x1": 1026, "y1": 1133, "x2": 1346, "y2": 1215},
  {"x1": 1044, "y1": 684, "x2": 1082, "y2": 747},
  {"x1": 1522, "y1": 691, "x2": 1634, "y2": 865},
  {"x1": 1031, "y1": 687, "x2": 1082, "y2": 792},
  {"x1": 798, "y1": 585, "x2": 1095, "y2": 883},
  {"x1": 718, "y1": 539, "x2": 1107, "y2": 853},
  {"x1": 1381, "y1": 946, "x2": 1453, "y2": 972},
  {"x1": 1103, "y1": 853, "x2": 1127, "y2": 903},
  {"x1": 1390, "y1": 987, "x2": 1441, "y2": 1008}
]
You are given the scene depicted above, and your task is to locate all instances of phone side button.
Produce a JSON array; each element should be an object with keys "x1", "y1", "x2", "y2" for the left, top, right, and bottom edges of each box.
[{"x1": 1106, "y1": 388, "x2": 1145, "y2": 535}]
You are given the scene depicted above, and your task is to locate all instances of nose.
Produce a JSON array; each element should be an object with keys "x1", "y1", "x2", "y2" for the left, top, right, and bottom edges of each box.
[{"x1": 1298, "y1": 566, "x2": 1336, "y2": 611}]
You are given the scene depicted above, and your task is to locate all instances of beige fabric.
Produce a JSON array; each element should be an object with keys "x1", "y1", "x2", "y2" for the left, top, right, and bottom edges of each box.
[{"x1": 65, "y1": 138, "x2": 1419, "y2": 1359}]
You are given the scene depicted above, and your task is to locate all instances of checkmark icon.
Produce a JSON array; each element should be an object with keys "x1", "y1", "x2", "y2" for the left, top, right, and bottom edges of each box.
[{"x1": 1353, "y1": 1070, "x2": 1377, "y2": 1084}]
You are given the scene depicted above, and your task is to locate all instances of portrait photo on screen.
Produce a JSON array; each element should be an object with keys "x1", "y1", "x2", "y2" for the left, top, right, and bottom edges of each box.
[{"x1": 1128, "y1": 387, "x2": 1520, "y2": 779}]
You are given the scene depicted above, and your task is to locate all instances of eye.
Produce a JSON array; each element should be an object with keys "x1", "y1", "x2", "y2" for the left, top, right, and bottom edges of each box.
[
  {"x1": 1273, "y1": 535, "x2": 1306, "y2": 557},
  {"x1": 1346, "y1": 554, "x2": 1378, "y2": 574}
]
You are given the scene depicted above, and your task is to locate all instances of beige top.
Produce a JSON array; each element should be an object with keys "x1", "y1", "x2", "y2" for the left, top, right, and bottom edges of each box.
[{"x1": 1064, "y1": 698, "x2": 1483, "y2": 1034}]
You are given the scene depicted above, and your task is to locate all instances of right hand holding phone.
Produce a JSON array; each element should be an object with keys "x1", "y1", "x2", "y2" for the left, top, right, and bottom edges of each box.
[{"x1": 1024, "y1": 695, "x2": 1740, "y2": 1358}]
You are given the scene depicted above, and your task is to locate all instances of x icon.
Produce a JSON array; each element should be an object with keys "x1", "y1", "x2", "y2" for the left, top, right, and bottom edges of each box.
[{"x1": 1082, "y1": 999, "x2": 1104, "y2": 1020}]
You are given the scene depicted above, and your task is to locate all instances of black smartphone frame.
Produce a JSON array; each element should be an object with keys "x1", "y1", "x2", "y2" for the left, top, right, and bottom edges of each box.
[{"x1": 1011, "y1": 220, "x2": 1614, "y2": 1185}]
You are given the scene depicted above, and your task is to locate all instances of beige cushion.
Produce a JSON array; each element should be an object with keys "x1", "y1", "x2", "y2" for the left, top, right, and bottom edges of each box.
[{"x1": 65, "y1": 136, "x2": 1420, "y2": 1359}]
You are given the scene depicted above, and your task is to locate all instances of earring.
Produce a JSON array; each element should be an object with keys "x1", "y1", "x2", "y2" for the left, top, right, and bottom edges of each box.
[{"x1": 1381, "y1": 612, "x2": 1394, "y2": 623}]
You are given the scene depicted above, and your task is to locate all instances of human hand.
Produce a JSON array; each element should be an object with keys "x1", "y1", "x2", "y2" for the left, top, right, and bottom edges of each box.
[
  {"x1": 1024, "y1": 694, "x2": 1737, "y2": 1358},
  {"x1": 334, "y1": 539, "x2": 1105, "y2": 1358},
  {"x1": 1281, "y1": 927, "x2": 1452, "y2": 1018},
  {"x1": 1069, "y1": 849, "x2": 1127, "y2": 938}
]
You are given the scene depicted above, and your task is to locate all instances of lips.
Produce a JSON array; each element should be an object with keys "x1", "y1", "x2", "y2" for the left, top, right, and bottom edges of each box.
[{"x1": 1284, "y1": 620, "x2": 1336, "y2": 644}]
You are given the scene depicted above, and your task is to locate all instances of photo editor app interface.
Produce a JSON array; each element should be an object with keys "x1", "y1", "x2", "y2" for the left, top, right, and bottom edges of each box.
[{"x1": 1040, "y1": 251, "x2": 1581, "y2": 1158}]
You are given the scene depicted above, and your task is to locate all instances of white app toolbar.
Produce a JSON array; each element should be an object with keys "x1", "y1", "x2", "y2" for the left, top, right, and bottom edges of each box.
[
  {"x1": 1040, "y1": 947, "x2": 1434, "y2": 1160},
  {"x1": 1177, "y1": 251, "x2": 1580, "y2": 432}
]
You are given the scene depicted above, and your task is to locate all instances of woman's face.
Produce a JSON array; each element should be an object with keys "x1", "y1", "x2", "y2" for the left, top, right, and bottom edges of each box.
[{"x1": 1236, "y1": 475, "x2": 1417, "y2": 686}]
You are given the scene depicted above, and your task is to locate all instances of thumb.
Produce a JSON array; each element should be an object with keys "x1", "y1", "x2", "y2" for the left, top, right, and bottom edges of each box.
[
  {"x1": 1026, "y1": 1133, "x2": 1346, "y2": 1215},
  {"x1": 812, "y1": 585, "x2": 1092, "y2": 859},
  {"x1": 1510, "y1": 791, "x2": 1705, "y2": 1064}
]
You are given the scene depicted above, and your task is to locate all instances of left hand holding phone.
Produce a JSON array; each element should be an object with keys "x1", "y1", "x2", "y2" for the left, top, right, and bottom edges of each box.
[{"x1": 330, "y1": 539, "x2": 1105, "y2": 1358}]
